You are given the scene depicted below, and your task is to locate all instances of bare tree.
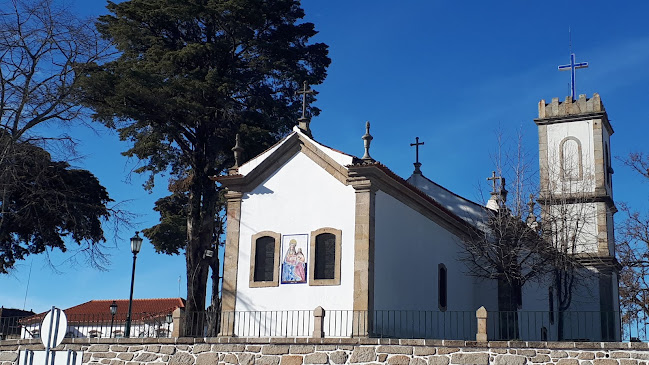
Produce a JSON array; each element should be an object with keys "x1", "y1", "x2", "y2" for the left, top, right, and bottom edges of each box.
[
  {"x1": 617, "y1": 152, "x2": 649, "y2": 333},
  {"x1": 460, "y1": 130, "x2": 600, "y2": 339},
  {"x1": 0, "y1": 0, "x2": 117, "y2": 273}
]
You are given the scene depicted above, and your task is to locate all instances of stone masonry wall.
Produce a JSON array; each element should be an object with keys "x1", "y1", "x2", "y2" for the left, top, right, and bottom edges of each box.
[{"x1": 2, "y1": 338, "x2": 649, "y2": 365}]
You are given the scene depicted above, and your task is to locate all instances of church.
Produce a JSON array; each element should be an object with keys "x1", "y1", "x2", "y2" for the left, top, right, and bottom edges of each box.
[{"x1": 215, "y1": 78, "x2": 619, "y2": 341}]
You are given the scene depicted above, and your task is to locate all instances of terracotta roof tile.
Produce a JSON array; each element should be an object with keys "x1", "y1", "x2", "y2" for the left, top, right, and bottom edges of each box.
[{"x1": 22, "y1": 298, "x2": 184, "y2": 324}]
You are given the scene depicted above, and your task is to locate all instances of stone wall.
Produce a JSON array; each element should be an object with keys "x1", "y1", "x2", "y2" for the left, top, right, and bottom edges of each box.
[{"x1": 2, "y1": 338, "x2": 649, "y2": 365}]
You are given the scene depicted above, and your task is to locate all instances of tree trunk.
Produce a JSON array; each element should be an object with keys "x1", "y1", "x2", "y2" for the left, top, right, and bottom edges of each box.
[
  {"x1": 497, "y1": 278, "x2": 521, "y2": 340},
  {"x1": 183, "y1": 139, "x2": 219, "y2": 336},
  {"x1": 206, "y1": 259, "x2": 221, "y2": 337}
]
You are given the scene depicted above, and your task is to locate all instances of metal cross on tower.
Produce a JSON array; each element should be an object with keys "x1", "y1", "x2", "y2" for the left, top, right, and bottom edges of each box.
[
  {"x1": 410, "y1": 137, "x2": 425, "y2": 174},
  {"x1": 558, "y1": 53, "x2": 588, "y2": 101},
  {"x1": 296, "y1": 81, "x2": 315, "y2": 120}
]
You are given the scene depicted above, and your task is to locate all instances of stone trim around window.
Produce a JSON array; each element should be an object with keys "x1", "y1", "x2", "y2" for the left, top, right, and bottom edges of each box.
[
  {"x1": 559, "y1": 136, "x2": 583, "y2": 181},
  {"x1": 309, "y1": 227, "x2": 342, "y2": 286},
  {"x1": 249, "y1": 231, "x2": 281, "y2": 288}
]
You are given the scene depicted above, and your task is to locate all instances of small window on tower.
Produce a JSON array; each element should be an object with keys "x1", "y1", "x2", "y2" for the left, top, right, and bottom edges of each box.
[
  {"x1": 438, "y1": 263, "x2": 447, "y2": 311},
  {"x1": 309, "y1": 228, "x2": 342, "y2": 286},
  {"x1": 249, "y1": 231, "x2": 281, "y2": 288}
]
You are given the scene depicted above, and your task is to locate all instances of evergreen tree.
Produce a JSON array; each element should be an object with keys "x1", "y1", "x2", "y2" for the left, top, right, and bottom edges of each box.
[{"x1": 78, "y1": 0, "x2": 330, "y2": 328}]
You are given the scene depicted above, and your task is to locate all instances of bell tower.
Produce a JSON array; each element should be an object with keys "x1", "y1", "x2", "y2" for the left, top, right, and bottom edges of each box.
[{"x1": 535, "y1": 93, "x2": 619, "y2": 340}]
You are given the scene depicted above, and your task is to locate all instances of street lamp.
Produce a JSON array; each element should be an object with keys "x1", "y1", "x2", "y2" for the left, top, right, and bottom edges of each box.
[
  {"x1": 109, "y1": 301, "x2": 118, "y2": 338},
  {"x1": 124, "y1": 231, "x2": 143, "y2": 338},
  {"x1": 165, "y1": 313, "x2": 173, "y2": 338}
]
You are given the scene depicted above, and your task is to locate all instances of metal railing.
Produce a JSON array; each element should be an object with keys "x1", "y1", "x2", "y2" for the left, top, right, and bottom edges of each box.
[
  {"x1": 1, "y1": 312, "x2": 174, "y2": 339},
  {"x1": 2, "y1": 309, "x2": 647, "y2": 341}
]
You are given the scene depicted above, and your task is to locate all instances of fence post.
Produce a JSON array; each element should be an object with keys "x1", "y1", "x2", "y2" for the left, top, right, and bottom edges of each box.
[
  {"x1": 172, "y1": 308, "x2": 185, "y2": 338},
  {"x1": 476, "y1": 306, "x2": 487, "y2": 342},
  {"x1": 312, "y1": 307, "x2": 325, "y2": 338}
]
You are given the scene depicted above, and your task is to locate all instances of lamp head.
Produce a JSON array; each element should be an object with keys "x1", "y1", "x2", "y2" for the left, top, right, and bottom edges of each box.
[
  {"x1": 130, "y1": 231, "x2": 143, "y2": 254},
  {"x1": 166, "y1": 313, "x2": 173, "y2": 324},
  {"x1": 109, "y1": 301, "x2": 118, "y2": 315}
]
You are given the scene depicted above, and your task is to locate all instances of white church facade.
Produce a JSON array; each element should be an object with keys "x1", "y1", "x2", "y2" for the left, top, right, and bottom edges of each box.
[{"x1": 215, "y1": 93, "x2": 620, "y2": 341}]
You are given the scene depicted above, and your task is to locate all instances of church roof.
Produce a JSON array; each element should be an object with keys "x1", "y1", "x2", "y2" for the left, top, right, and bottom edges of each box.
[
  {"x1": 407, "y1": 173, "x2": 491, "y2": 230},
  {"x1": 237, "y1": 126, "x2": 354, "y2": 175},
  {"x1": 221, "y1": 125, "x2": 488, "y2": 233}
]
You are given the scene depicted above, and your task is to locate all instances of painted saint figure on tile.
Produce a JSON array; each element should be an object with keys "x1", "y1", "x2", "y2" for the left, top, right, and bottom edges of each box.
[{"x1": 281, "y1": 234, "x2": 308, "y2": 283}]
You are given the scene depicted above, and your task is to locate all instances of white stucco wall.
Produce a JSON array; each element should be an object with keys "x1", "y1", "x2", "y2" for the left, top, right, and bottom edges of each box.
[
  {"x1": 548, "y1": 202, "x2": 599, "y2": 254},
  {"x1": 235, "y1": 151, "x2": 356, "y2": 314},
  {"x1": 373, "y1": 190, "x2": 480, "y2": 312},
  {"x1": 546, "y1": 120, "x2": 596, "y2": 194}
]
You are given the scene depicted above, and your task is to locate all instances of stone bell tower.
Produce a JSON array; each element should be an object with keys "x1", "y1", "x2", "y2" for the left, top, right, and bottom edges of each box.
[{"x1": 535, "y1": 93, "x2": 619, "y2": 340}]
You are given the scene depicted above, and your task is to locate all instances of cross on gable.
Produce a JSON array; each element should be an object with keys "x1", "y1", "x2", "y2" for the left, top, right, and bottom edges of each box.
[
  {"x1": 558, "y1": 53, "x2": 588, "y2": 101},
  {"x1": 487, "y1": 171, "x2": 504, "y2": 194},
  {"x1": 410, "y1": 137, "x2": 424, "y2": 174},
  {"x1": 296, "y1": 81, "x2": 315, "y2": 120}
]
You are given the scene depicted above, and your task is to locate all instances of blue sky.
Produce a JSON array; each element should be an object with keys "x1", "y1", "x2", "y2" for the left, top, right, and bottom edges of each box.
[{"x1": 2, "y1": 1, "x2": 649, "y2": 313}]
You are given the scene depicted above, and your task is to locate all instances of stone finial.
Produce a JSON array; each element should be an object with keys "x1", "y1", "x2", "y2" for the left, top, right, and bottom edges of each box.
[
  {"x1": 231, "y1": 133, "x2": 244, "y2": 170},
  {"x1": 361, "y1": 121, "x2": 374, "y2": 162},
  {"x1": 476, "y1": 306, "x2": 487, "y2": 342}
]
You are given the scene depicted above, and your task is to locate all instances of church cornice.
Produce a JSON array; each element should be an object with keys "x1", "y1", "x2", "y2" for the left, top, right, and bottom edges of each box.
[
  {"x1": 347, "y1": 162, "x2": 476, "y2": 239},
  {"x1": 573, "y1": 254, "x2": 620, "y2": 272},
  {"x1": 213, "y1": 133, "x2": 349, "y2": 192},
  {"x1": 537, "y1": 192, "x2": 617, "y2": 213}
]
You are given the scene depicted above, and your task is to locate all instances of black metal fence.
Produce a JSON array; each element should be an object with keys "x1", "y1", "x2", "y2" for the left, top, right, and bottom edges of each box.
[
  {"x1": 0, "y1": 312, "x2": 174, "y2": 340},
  {"x1": 1, "y1": 310, "x2": 647, "y2": 341}
]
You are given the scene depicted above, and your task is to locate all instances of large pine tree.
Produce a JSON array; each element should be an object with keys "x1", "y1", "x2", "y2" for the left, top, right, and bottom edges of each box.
[{"x1": 78, "y1": 0, "x2": 330, "y2": 328}]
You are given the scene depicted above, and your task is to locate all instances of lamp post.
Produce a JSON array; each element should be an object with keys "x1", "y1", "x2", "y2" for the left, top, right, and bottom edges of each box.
[
  {"x1": 109, "y1": 301, "x2": 118, "y2": 338},
  {"x1": 165, "y1": 313, "x2": 173, "y2": 338},
  {"x1": 124, "y1": 231, "x2": 143, "y2": 338}
]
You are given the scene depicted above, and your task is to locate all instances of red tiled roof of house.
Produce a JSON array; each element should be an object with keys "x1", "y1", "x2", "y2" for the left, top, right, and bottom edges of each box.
[{"x1": 22, "y1": 298, "x2": 185, "y2": 324}]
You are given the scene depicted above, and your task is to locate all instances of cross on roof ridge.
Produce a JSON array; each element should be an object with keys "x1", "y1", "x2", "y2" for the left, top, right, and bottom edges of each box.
[
  {"x1": 410, "y1": 137, "x2": 424, "y2": 174},
  {"x1": 296, "y1": 81, "x2": 315, "y2": 120}
]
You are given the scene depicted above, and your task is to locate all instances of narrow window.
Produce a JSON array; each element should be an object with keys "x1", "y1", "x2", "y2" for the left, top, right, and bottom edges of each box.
[
  {"x1": 254, "y1": 236, "x2": 276, "y2": 282},
  {"x1": 438, "y1": 264, "x2": 447, "y2": 311},
  {"x1": 315, "y1": 233, "x2": 336, "y2": 280},
  {"x1": 549, "y1": 286, "x2": 555, "y2": 324}
]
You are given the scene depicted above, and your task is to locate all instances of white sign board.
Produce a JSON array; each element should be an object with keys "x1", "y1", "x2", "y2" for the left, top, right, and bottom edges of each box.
[{"x1": 40, "y1": 308, "x2": 67, "y2": 349}]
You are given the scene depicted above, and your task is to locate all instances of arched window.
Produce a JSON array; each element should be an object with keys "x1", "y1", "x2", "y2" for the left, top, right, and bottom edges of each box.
[
  {"x1": 309, "y1": 228, "x2": 342, "y2": 286},
  {"x1": 559, "y1": 137, "x2": 583, "y2": 181},
  {"x1": 249, "y1": 231, "x2": 281, "y2": 287},
  {"x1": 438, "y1": 264, "x2": 447, "y2": 311}
]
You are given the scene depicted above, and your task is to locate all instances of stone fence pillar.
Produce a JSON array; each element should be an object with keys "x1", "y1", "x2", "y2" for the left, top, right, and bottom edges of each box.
[
  {"x1": 312, "y1": 306, "x2": 325, "y2": 338},
  {"x1": 476, "y1": 306, "x2": 487, "y2": 342},
  {"x1": 172, "y1": 307, "x2": 185, "y2": 338}
]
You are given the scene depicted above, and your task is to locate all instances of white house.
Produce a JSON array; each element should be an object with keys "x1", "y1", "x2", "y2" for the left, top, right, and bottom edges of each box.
[
  {"x1": 216, "y1": 93, "x2": 619, "y2": 341},
  {"x1": 21, "y1": 298, "x2": 183, "y2": 339}
]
